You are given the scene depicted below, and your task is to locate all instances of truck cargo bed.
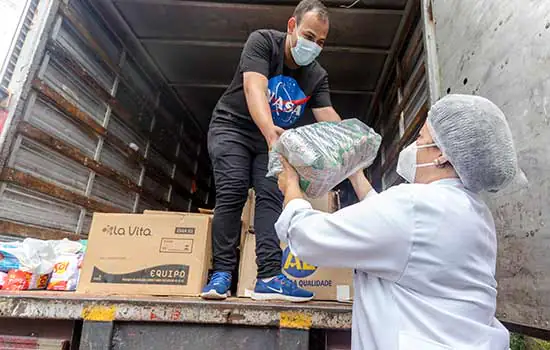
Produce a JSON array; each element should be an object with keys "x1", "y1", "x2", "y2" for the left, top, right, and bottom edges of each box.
[
  {"x1": 0, "y1": 292, "x2": 351, "y2": 328},
  {"x1": 0, "y1": 292, "x2": 352, "y2": 349}
]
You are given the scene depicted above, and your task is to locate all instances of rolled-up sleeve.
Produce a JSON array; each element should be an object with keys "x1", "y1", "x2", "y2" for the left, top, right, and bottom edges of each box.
[{"x1": 275, "y1": 187, "x2": 414, "y2": 282}]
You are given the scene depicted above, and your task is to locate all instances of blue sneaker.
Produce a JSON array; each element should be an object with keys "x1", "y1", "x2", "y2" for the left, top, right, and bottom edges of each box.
[
  {"x1": 201, "y1": 271, "x2": 232, "y2": 300},
  {"x1": 251, "y1": 274, "x2": 314, "y2": 302}
]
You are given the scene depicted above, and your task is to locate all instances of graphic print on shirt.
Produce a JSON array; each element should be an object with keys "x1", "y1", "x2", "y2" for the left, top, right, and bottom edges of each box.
[{"x1": 267, "y1": 75, "x2": 310, "y2": 127}]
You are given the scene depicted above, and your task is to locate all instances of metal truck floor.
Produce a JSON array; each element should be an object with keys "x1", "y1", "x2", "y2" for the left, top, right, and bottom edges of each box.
[{"x1": 0, "y1": 291, "x2": 352, "y2": 329}]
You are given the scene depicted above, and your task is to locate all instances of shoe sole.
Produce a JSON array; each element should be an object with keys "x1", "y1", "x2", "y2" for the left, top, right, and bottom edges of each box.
[
  {"x1": 201, "y1": 289, "x2": 230, "y2": 300},
  {"x1": 250, "y1": 292, "x2": 313, "y2": 303}
]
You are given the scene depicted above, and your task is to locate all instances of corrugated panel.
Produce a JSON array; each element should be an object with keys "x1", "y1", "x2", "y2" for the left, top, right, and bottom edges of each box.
[
  {"x1": 0, "y1": 184, "x2": 80, "y2": 232},
  {"x1": 99, "y1": 142, "x2": 141, "y2": 183},
  {"x1": 0, "y1": 235, "x2": 24, "y2": 243},
  {"x1": 43, "y1": 57, "x2": 108, "y2": 125},
  {"x1": 181, "y1": 130, "x2": 200, "y2": 156},
  {"x1": 68, "y1": 0, "x2": 122, "y2": 65},
  {"x1": 403, "y1": 79, "x2": 428, "y2": 127},
  {"x1": 0, "y1": 0, "x2": 209, "y2": 241},
  {"x1": 142, "y1": 175, "x2": 169, "y2": 202},
  {"x1": 175, "y1": 168, "x2": 192, "y2": 193},
  {"x1": 151, "y1": 116, "x2": 178, "y2": 159},
  {"x1": 108, "y1": 114, "x2": 147, "y2": 156},
  {"x1": 80, "y1": 211, "x2": 93, "y2": 236},
  {"x1": 13, "y1": 137, "x2": 90, "y2": 194},
  {"x1": 137, "y1": 197, "x2": 165, "y2": 213},
  {"x1": 27, "y1": 98, "x2": 99, "y2": 158},
  {"x1": 179, "y1": 147, "x2": 195, "y2": 169},
  {"x1": 56, "y1": 19, "x2": 115, "y2": 90},
  {"x1": 115, "y1": 82, "x2": 152, "y2": 133},
  {"x1": 196, "y1": 188, "x2": 208, "y2": 204},
  {"x1": 171, "y1": 193, "x2": 190, "y2": 212},
  {"x1": 1, "y1": 0, "x2": 39, "y2": 88},
  {"x1": 121, "y1": 58, "x2": 156, "y2": 103},
  {"x1": 148, "y1": 147, "x2": 173, "y2": 177},
  {"x1": 382, "y1": 160, "x2": 400, "y2": 189},
  {"x1": 90, "y1": 175, "x2": 134, "y2": 212}
]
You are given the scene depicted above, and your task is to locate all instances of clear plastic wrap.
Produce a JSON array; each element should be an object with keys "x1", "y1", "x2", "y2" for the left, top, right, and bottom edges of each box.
[{"x1": 267, "y1": 119, "x2": 382, "y2": 198}]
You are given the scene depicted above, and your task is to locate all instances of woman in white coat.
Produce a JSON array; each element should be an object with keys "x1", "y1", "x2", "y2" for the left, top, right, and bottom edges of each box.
[{"x1": 275, "y1": 94, "x2": 519, "y2": 350}]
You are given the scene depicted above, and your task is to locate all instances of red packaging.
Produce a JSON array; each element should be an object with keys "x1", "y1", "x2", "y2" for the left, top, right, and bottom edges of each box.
[
  {"x1": 4, "y1": 270, "x2": 31, "y2": 290},
  {"x1": 3, "y1": 270, "x2": 50, "y2": 290}
]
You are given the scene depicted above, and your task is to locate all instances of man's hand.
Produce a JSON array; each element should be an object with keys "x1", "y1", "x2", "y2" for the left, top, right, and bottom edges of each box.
[{"x1": 265, "y1": 126, "x2": 285, "y2": 148}]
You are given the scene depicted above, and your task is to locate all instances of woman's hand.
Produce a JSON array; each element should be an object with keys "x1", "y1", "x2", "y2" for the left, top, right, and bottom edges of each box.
[{"x1": 277, "y1": 157, "x2": 300, "y2": 195}]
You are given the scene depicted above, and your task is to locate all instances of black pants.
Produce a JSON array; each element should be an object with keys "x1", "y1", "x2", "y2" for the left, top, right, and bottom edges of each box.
[{"x1": 208, "y1": 121, "x2": 283, "y2": 279}]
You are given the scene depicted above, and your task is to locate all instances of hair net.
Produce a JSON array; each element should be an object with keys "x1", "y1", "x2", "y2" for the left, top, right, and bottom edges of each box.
[{"x1": 427, "y1": 94, "x2": 518, "y2": 193}]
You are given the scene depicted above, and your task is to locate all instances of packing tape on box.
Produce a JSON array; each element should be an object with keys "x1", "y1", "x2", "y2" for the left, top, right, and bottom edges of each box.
[{"x1": 337, "y1": 285, "x2": 351, "y2": 303}]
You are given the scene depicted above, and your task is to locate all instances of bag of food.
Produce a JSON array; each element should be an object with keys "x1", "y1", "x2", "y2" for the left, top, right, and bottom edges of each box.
[
  {"x1": 47, "y1": 239, "x2": 86, "y2": 291},
  {"x1": 0, "y1": 242, "x2": 41, "y2": 273},
  {"x1": 3, "y1": 269, "x2": 50, "y2": 290},
  {"x1": 267, "y1": 119, "x2": 381, "y2": 198},
  {"x1": 0, "y1": 239, "x2": 56, "y2": 290}
]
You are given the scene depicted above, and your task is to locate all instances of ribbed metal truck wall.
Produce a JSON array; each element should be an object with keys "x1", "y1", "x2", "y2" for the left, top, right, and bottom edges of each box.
[
  {"x1": 367, "y1": 0, "x2": 429, "y2": 191},
  {"x1": 0, "y1": 0, "x2": 211, "y2": 241}
]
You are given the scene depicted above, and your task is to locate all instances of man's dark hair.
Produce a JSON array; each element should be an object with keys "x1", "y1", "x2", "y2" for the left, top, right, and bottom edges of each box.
[{"x1": 293, "y1": 0, "x2": 329, "y2": 24}]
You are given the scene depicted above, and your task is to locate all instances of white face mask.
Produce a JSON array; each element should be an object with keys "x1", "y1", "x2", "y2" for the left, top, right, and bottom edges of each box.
[
  {"x1": 291, "y1": 36, "x2": 322, "y2": 66},
  {"x1": 396, "y1": 142, "x2": 438, "y2": 183}
]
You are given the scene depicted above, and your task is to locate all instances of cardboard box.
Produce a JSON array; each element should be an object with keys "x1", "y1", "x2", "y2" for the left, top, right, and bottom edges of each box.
[
  {"x1": 237, "y1": 234, "x2": 353, "y2": 302},
  {"x1": 198, "y1": 208, "x2": 214, "y2": 215},
  {"x1": 78, "y1": 213, "x2": 211, "y2": 296},
  {"x1": 237, "y1": 191, "x2": 354, "y2": 302},
  {"x1": 307, "y1": 191, "x2": 340, "y2": 213},
  {"x1": 241, "y1": 189, "x2": 255, "y2": 233},
  {"x1": 144, "y1": 210, "x2": 214, "y2": 269}
]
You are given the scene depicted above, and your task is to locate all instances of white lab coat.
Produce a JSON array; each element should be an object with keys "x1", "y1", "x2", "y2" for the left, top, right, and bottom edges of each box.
[{"x1": 275, "y1": 179, "x2": 509, "y2": 350}]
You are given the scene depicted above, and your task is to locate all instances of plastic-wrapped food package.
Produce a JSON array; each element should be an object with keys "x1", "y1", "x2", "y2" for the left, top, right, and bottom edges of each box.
[
  {"x1": 47, "y1": 239, "x2": 86, "y2": 291},
  {"x1": 0, "y1": 242, "x2": 41, "y2": 273},
  {"x1": 267, "y1": 119, "x2": 381, "y2": 198},
  {"x1": 0, "y1": 239, "x2": 55, "y2": 290},
  {"x1": 4, "y1": 269, "x2": 51, "y2": 290}
]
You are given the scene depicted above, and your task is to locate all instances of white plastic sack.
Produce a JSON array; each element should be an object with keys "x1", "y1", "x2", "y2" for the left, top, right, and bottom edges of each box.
[
  {"x1": 267, "y1": 119, "x2": 381, "y2": 198},
  {"x1": 0, "y1": 241, "x2": 42, "y2": 273}
]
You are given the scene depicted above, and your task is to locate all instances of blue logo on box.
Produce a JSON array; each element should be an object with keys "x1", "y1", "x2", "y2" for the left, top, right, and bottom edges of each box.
[{"x1": 282, "y1": 246, "x2": 317, "y2": 278}]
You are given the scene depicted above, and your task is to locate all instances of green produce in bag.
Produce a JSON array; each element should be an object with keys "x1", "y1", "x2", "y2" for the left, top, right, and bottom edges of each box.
[{"x1": 267, "y1": 118, "x2": 382, "y2": 198}]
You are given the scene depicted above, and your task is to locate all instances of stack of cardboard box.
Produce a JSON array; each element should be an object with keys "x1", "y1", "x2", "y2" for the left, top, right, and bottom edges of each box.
[
  {"x1": 78, "y1": 189, "x2": 353, "y2": 302},
  {"x1": 237, "y1": 191, "x2": 353, "y2": 302}
]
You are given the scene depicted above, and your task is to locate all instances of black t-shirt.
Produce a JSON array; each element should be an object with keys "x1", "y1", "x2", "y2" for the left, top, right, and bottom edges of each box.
[{"x1": 212, "y1": 29, "x2": 332, "y2": 129}]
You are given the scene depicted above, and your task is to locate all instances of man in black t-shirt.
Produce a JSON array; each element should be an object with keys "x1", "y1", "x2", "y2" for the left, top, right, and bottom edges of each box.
[{"x1": 202, "y1": 0, "x2": 344, "y2": 302}]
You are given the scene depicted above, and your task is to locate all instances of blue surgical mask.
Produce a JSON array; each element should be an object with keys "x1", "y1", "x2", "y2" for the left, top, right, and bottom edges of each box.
[{"x1": 291, "y1": 36, "x2": 322, "y2": 66}]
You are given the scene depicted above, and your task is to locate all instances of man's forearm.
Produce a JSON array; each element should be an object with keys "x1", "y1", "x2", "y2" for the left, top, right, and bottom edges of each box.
[
  {"x1": 246, "y1": 88, "x2": 274, "y2": 136},
  {"x1": 243, "y1": 72, "x2": 280, "y2": 145}
]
